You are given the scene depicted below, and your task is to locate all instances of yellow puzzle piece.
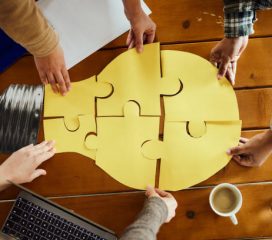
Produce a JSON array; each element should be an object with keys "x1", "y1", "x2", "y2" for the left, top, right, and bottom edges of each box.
[
  {"x1": 161, "y1": 50, "x2": 239, "y2": 121},
  {"x1": 44, "y1": 76, "x2": 113, "y2": 131},
  {"x1": 44, "y1": 114, "x2": 97, "y2": 160},
  {"x1": 142, "y1": 120, "x2": 242, "y2": 191},
  {"x1": 97, "y1": 43, "x2": 182, "y2": 116},
  {"x1": 85, "y1": 101, "x2": 160, "y2": 190}
]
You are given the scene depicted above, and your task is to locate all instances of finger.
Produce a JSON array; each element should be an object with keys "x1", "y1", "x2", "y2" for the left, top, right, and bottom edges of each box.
[
  {"x1": 128, "y1": 39, "x2": 135, "y2": 49},
  {"x1": 233, "y1": 157, "x2": 253, "y2": 167},
  {"x1": 33, "y1": 141, "x2": 55, "y2": 155},
  {"x1": 134, "y1": 30, "x2": 144, "y2": 53},
  {"x1": 155, "y1": 188, "x2": 173, "y2": 198},
  {"x1": 218, "y1": 56, "x2": 230, "y2": 79},
  {"x1": 30, "y1": 169, "x2": 47, "y2": 181},
  {"x1": 39, "y1": 72, "x2": 48, "y2": 84},
  {"x1": 47, "y1": 72, "x2": 59, "y2": 94},
  {"x1": 232, "y1": 61, "x2": 237, "y2": 82},
  {"x1": 61, "y1": 68, "x2": 71, "y2": 92},
  {"x1": 239, "y1": 137, "x2": 249, "y2": 143},
  {"x1": 209, "y1": 52, "x2": 219, "y2": 68},
  {"x1": 146, "y1": 31, "x2": 155, "y2": 44},
  {"x1": 146, "y1": 185, "x2": 159, "y2": 197},
  {"x1": 34, "y1": 148, "x2": 56, "y2": 166},
  {"x1": 54, "y1": 71, "x2": 68, "y2": 96},
  {"x1": 226, "y1": 67, "x2": 235, "y2": 86},
  {"x1": 126, "y1": 29, "x2": 133, "y2": 46},
  {"x1": 143, "y1": 34, "x2": 147, "y2": 44},
  {"x1": 210, "y1": 60, "x2": 218, "y2": 68},
  {"x1": 226, "y1": 145, "x2": 246, "y2": 156},
  {"x1": 232, "y1": 155, "x2": 241, "y2": 161}
]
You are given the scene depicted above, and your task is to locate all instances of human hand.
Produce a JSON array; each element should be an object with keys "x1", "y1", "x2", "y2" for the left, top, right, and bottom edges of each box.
[
  {"x1": 146, "y1": 186, "x2": 178, "y2": 223},
  {"x1": 227, "y1": 130, "x2": 272, "y2": 167},
  {"x1": 210, "y1": 36, "x2": 248, "y2": 85},
  {"x1": 0, "y1": 141, "x2": 56, "y2": 190},
  {"x1": 126, "y1": 10, "x2": 156, "y2": 53},
  {"x1": 34, "y1": 45, "x2": 71, "y2": 96}
]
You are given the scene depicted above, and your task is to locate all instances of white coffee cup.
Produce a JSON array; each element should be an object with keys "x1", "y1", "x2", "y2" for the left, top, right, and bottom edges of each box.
[{"x1": 209, "y1": 183, "x2": 242, "y2": 225}]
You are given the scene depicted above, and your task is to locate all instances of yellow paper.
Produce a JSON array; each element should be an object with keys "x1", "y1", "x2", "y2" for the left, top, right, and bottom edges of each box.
[
  {"x1": 44, "y1": 76, "x2": 112, "y2": 130},
  {"x1": 43, "y1": 43, "x2": 241, "y2": 191},
  {"x1": 44, "y1": 114, "x2": 97, "y2": 160},
  {"x1": 97, "y1": 43, "x2": 181, "y2": 116},
  {"x1": 85, "y1": 102, "x2": 160, "y2": 190},
  {"x1": 142, "y1": 121, "x2": 242, "y2": 191},
  {"x1": 161, "y1": 50, "x2": 239, "y2": 121}
]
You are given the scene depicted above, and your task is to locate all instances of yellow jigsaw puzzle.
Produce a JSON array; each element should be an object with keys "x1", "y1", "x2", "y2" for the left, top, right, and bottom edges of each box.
[
  {"x1": 44, "y1": 114, "x2": 97, "y2": 160},
  {"x1": 97, "y1": 42, "x2": 182, "y2": 116},
  {"x1": 44, "y1": 76, "x2": 113, "y2": 131},
  {"x1": 43, "y1": 43, "x2": 241, "y2": 191},
  {"x1": 161, "y1": 50, "x2": 239, "y2": 121},
  {"x1": 141, "y1": 120, "x2": 241, "y2": 191},
  {"x1": 85, "y1": 101, "x2": 160, "y2": 189}
]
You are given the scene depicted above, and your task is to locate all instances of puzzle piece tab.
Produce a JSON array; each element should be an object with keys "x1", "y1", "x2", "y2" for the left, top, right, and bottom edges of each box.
[
  {"x1": 97, "y1": 43, "x2": 181, "y2": 117},
  {"x1": 85, "y1": 101, "x2": 160, "y2": 190},
  {"x1": 44, "y1": 114, "x2": 97, "y2": 160},
  {"x1": 161, "y1": 50, "x2": 239, "y2": 121},
  {"x1": 142, "y1": 120, "x2": 242, "y2": 191},
  {"x1": 44, "y1": 76, "x2": 113, "y2": 130}
]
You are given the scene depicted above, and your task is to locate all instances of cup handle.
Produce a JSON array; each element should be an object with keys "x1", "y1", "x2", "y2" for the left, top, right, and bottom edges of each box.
[{"x1": 230, "y1": 214, "x2": 238, "y2": 225}]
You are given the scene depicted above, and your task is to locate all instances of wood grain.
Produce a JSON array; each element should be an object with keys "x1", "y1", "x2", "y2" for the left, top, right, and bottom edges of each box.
[
  {"x1": 106, "y1": 0, "x2": 272, "y2": 48},
  {"x1": 1, "y1": 184, "x2": 272, "y2": 239}
]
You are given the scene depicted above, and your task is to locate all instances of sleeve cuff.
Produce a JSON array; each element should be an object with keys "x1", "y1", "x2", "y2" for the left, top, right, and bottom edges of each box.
[{"x1": 224, "y1": 11, "x2": 256, "y2": 38}]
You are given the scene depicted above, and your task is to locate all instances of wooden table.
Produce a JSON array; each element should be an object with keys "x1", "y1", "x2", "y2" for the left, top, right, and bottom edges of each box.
[{"x1": 1, "y1": 1, "x2": 272, "y2": 239}]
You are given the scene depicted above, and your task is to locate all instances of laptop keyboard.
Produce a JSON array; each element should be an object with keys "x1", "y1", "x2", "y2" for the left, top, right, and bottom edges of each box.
[{"x1": 2, "y1": 196, "x2": 106, "y2": 240}]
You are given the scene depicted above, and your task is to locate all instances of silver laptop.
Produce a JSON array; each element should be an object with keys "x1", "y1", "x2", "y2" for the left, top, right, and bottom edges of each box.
[{"x1": 1, "y1": 183, "x2": 117, "y2": 240}]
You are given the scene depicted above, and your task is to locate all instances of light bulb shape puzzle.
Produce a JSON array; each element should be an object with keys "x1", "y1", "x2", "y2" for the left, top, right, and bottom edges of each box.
[{"x1": 43, "y1": 43, "x2": 241, "y2": 191}]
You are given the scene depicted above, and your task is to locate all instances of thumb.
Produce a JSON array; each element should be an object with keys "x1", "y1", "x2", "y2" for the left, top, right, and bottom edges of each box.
[
  {"x1": 30, "y1": 169, "x2": 47, "y2": 181},
  {"x1": 146, "y1": 185, "x2": 159, "y2": 198},
  {"x1": 227, "y1": 145, "x2": 246, "y2": 156}
]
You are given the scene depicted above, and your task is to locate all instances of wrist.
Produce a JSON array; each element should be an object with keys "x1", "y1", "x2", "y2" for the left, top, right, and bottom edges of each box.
[
  {"x1": 0, "y1": 166, "x2": 11, "y2": 191},
  {"x1": 263, "y1": 129, "x2": 272, "y2": 148},
  {"x1": 225, "y1": 36, "x2": 248, "y2": 42},
  {"x1": 123, "y1": 1, "x2": 144, "y2": 22}
]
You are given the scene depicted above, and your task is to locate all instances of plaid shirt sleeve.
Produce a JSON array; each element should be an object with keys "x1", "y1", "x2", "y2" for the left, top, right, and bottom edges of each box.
[
  {"x1": 223, "y1": 0, "x2": 256, "y2": 38},
  {"x1": 224, "y1": 0, "x2": 272, "y2": 38}
]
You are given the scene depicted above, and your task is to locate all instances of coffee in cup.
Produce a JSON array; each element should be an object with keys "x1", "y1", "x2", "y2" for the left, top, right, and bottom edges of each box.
[{"x1": 209, "y1": 183, "x2": 242, "y2": 225}]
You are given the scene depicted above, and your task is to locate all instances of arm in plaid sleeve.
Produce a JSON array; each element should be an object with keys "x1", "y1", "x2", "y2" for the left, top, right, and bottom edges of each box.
[{"x1": 223, "y1": 0, "x2": 256, "y2": 37}]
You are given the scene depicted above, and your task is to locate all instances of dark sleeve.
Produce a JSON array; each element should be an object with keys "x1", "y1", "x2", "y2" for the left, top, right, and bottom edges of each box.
[{"x1": 119, "y1": 197, "x2": 168, "y2": 240}]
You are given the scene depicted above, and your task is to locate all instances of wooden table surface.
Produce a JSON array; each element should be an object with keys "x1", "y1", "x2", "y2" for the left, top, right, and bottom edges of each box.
[{"x1": 1, "y1": 1, "x2": 272, "y2": 239}]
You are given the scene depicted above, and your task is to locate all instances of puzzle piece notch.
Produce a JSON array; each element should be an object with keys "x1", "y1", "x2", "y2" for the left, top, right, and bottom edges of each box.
[
  {"x1": 44, "y1": 114, "x2": 97, "y2": 160},
  {"x1": 44, "y1": 76, "x2": 113, "y2": 130},
  {"x1": 85, "y1": 134, "x2": 98, "y2": 150},
  {"x1": 97, "y1": 43, "x2": 182, "y2": 117},
  {"x1": 141, "y1": 121, "x2": 241, "y2": 191},
  {"x1": 85, "y1": 101, "x2": 160, "y2": 190},
  {"x1": 186, "y1": 121, "x2": 207, "y2": 138},
  {"x1": 64, "y1": 115, "x2": 80, "y2": 131},
  {"x1": 141, "y1": 140, "x2": 165, "y2": 161},
  {"x1": 161, "y1": 50, "x2": 240, "y2": 122}
]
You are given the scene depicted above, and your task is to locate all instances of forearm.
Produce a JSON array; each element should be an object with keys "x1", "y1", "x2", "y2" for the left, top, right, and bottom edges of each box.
[
  {"x1": 0, "y1": 166, "x2": 10, "y2": 192},
  {"x1": 0, "y1": 0, "x2": 59, "y2": 57},
  {"x1": 119, "y1": 197, "x2": 168, "y2": 240},
  {"x1": 223, "y1": 0, "x2": 256, "y2": 37},
  {"x1": 122, "y1": 0, "x2": 144, "y2": 20},
  {"x1": 262, "y1": 129, "x2": 272, "y2": 150}
]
